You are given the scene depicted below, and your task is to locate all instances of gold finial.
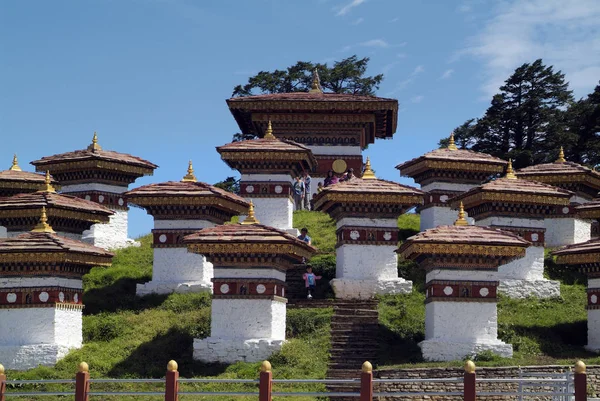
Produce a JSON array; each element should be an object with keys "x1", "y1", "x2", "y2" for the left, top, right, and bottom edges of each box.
[
  {"x1": 362, "y1": 157, "x2": 377, "y2": 179},
  {"x1": 264, "y1": 120, "x2": 276, "y2": 140},
  {"x1": 448, "y1": 132, "x2": 458, "y2": 151},
  {"x1": 454, "y1": 202, "x2": 469, "y2": 226},
  {"x1": 505, "y1": 159, "x2": 517, "y2": 179},
  {"x1": 167, "y1": 360, "x2": 178, "y2": 372},
  {"x1": 556, "y1": 146, "x2": 566, "y2": 163},
  {"x1": 308, "y1": 69, "x2": 323, "y2": 94},
  {"x1": 241, "y1": 201, "x2": 260, "y2": 225},
  {"x1": 260, "y1": 360, "x2": 272, "y2": 373},
  {"x1": 9, "y1": 154, "x2": 22, "y2": 171},
  {"x1": 32, "y1": 206, "x2": 55, "y2": 233},
  {"x1": 39, "y1": 171, "x2": 56, "y2": 193},
  {"x1": 78, "y1": 362, "x2": 89, "y2": 373},
  {"x1": 574, "y1": 360, "x2": 586, "y2": 374},
  {"x1": 464, "y1": 360, "x2": 476, "y2": 374},
  {"x1": 87, "y1": 131, "x2": 102, "y2": 152},
  {"x1": 181, "y1": 160, "x2": 197, "y2": 182},
  {"x1": 362, "y1": 361, "x2": 373, "y2": 373},
  {"x1": 0, "y1": 363, "x2": 4, "y2": 374}
]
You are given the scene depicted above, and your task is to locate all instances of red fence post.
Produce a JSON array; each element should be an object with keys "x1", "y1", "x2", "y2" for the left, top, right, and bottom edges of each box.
[
  {"x1": 0, "y1": 363, "x2": 6, "y2": 401},
  {"x1": 75, "y1": 362, "x2": 90, "y2": 401},
  {"x1": 360, "y1": 361, "x2": 374, "y2": 401},
  {"x1": 574, "y1": 361, "x2": 587, "y2": 401},
  {"x1": 464, "y1": 360, "x2": 476, "y2": 401},
  {"x1": 165, "y1": 360, "x2": 179, "y2": 401},
  {"x1": 259, "y1": 361, "x2": 272, "y2": 401}
]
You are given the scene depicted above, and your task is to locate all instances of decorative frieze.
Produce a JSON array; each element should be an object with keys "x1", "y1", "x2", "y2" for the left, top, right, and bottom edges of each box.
[
  {"x1": 336, "y1": 226, "x2": 399, "y2": 246},
  {"x1": 240, "y1": 182, "x2": 292, "y2": 198},
  {"x1": 0, "y1": 287, "x2": 82, "y2": 308},
  {"x1": 213, "y1": 279, "x2": 285, "y2": 298},
  {"x1": 425, "y1": 280, "x2": 498, "y2": 303},
  {"x1": 67, "y1": 191, "x2": 128, "y2": 210}
]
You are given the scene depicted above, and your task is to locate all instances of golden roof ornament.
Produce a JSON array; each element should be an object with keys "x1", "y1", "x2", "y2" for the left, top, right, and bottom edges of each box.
[
  {"x1": 87, "y1": 131, "x2": 102, "y2": 152},
  {"x1": 9, "y1": 154, "x2": 22, "y2": 171},
  {"x1": 505, "y1": 159, "x2": 517, "y2": 179},
  {"x1": 40, "y1": 171, "x2": 56, "y2": 193},
  {"x1": 241, "y1": 201, "x2": 260, "y2": 225},
  {"x1": 181, "y1": 160, "x2": 197, "y2": 182},
  {"x1": 263, "y1": 120, "x2": 276, "y2": 140},
  {"x1": 308, "y1": 69, "x2": 323, "y2": 94},
  {"x1": 556, "y1": 146, "x2": 566, "y2": 163},
  {"x1": 362, "y1": 157, "x2": 377, "y2": 179},
  {"x1": 448, "y1": 132, "x2": 458, "y2": 151},
  {"x1": 32, "y1": 206, "x2": 55, "y2": 233},
  {"x1": 454, "y1": 202, "x2": 469, "y2": 226}
]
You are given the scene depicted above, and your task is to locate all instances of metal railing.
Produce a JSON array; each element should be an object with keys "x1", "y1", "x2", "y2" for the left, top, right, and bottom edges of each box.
[{"x1": 0, "y1": 359, "x2": 590, "y2": 400}]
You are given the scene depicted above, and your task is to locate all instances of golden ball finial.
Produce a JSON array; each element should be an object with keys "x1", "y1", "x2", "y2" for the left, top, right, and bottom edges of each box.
[
  {"x1": 574, "y1": 360, "x2": 586, "y2": 374},
  {"x1": 9, "y1": 154, "x2": 22, "y2": 171},
  {"x1": 260, "y1": 360, "x2": 272, "y2": 373},
  {"x1": 362, "y1": 157, "x2": 377, "y2": 180},
  {"x1": 263, "y1": 120, "x2": 276, "y2": 140},
  {"x1": 241, "y1": 201, "x2": 260, "y2": 225},
  {"x1": 362, "y1": 361, "x2": 373, "y2": 373},
  {"x1": 88, "y1": 131, "x2": 102, "y2": 152},
  {"x1": 556, "y1": 146, "x2": 566, "y2": 163},
  {"x1": 167, "y1": 360, "x2": 178, "y2": 372},
  {"x1": 39, "y1": 170, "x2": 56, "y2": 193},
  {"x1": 32, "y1": 206, "x2": 55, "y2": 233},
  {"x1": 505, "y1": 159, "x2": 517, "y2": 179},
  {"x1": 448, "y1": 131, "x2": 458, "y2": 151},
  {"x1": 308, "y1": 69, "x2": 323, "y2": 94},
  {"x1": 0, "y1": 363, "x2": 5, "y2": 374},
  {"x1": 464, "y1": 360, "x2": 476, "y2": 373},
  {"x1": 181, "y1": 160, "x2": 197, "y2": 182},
  {"x1": 78, "y1": 362, "x2": 89, "y2": 373},
  {"x1": 454, "y1": 202, "x2": 469, "y2": 226}
]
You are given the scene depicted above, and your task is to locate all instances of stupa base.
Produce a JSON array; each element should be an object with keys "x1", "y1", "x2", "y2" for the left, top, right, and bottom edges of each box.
[
  {"x1": 420, "y1": 339, "x2": 513, "y2": 362},
  {"x1": 193, "y1": 337, "x2": 284, "y2": 364},
  {"x1": 585, "y1": 344, "x2": 600, "y2": 353},
  {"x1": 0, "y1": 344, "x2": 75, "y2": 370},
  {"x1": 331, "y1": 278, "x2": 412, "y2": 300},
  {"x1": 136, "y1": 280, "x2": 212, "y2": 296},
  {"x1": 498, "y1": 279, "x2": 560, "y2": 299}
]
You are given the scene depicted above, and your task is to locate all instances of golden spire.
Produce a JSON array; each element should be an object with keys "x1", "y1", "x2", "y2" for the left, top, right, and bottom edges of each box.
[
  {"x1": 308, "y1": 69, "x2": 323, "y2": 94},
  {"x1": 505, "y1": 159, "x2": 517, "y2": 179},
  {"x1": 39, "y1": 171, "x2": 56, "y2": 193},
  {"x1": 32, "y1": 206, "x2": 55, "y2": 233},
  {"x1": 454, "y1": 202, "x2": 469, "y2": 226},
  {"x1": 241, "y1": 201, "x2": 260, "y2": 225},
  {"x1": 448, "y1": 132, "x2": 458, "y2": 151},
  {"x1": 181, "y1": 160, "x2": 197, "y2": 182},
  {"x1": 9, "y1": 154, "x2": 22, "y2": 171},
  {"x1": 87, "y1": 131, "x2": 102, "y2": 152},
  {"x1": 556, "y1": 146, "x2": 566, "y2": 163},
  {"x1": 362, "y1": 157, "x2": 377, "y2": 179},
  {"x1": 263, "y1": 120, "x2": 276, "y2": 140}
]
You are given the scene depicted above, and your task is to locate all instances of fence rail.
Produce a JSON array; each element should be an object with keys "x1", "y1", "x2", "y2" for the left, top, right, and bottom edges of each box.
[{"x1": 0, "y1": 359, "x2": 590, "y2": 400}]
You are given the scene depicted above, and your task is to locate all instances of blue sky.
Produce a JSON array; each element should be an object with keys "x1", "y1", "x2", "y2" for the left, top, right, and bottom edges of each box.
[{"x1": 2, "y1": 0, "x2": 599, "y2": 237}]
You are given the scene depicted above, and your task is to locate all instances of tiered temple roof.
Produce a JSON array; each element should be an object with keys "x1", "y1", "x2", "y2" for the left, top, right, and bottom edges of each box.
[
  {"x1": 576, "y1": 199, "x2": 600, "y2": 219},
  {"x1": 0, "y1": 155, "x2": 60, "y2": 197},
  {"x1": 553, "y1": 238, "x2": 600, "y2": 273}
]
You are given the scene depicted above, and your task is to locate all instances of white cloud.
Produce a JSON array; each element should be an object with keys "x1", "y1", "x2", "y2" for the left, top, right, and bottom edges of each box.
[
  {"x1": 381, "y1": 62, "x2": 399, "y2": 74},
  {"x1": 396, "y1": 53, "x2": 408, "y2": 59},
  {"x1": 411, "y1": 65, "x2": 424, "y2": 75},
  {"x1": 351, "y1": 17, "x2": 364, "y2": 25},
  {"x1": 440, "y1": 69, "x2": 454, "y2": 79},
  {"x1": 359, "y1": 39, "x2": 389, "y2": 48},
  {"x1": 464, "y1": 0, "x2": 600, "y2": 98},
  {"x1": 389, "y1": 17, "x2": 399, "y2": 23},
  {"x1": 335, "y1": 0, "x2": 366, "y2": 16},
  {"x1": 411, "y1": 95, "x2": 425, "y2": 103},
  {"x1": 457, "y1": 4, "x2": 472, "y2": 13}
]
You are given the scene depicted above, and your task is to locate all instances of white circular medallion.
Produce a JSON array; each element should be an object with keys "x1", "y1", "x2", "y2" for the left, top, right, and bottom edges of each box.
[
  {"x1": 39, "y1": 292, "x2": 49, "y2": 302},
  {"x1": 531, "y1": 233, "x2": 539, "y2": 242},
  {"x1": 256, "y1": 284, "x2": 266, "y2": 294},
  {"x1": 350, "y1": 230, "x2": 360, "y2": 240},
  {"x1": 592, "y1": 295, "x2": 598, "y2": 304},
  {"x1": 6, "y1": 293, "x2": 16, "y2": 303},
  {"x1": 439, "y1": 195, "x2": 449, "y2": 203},
  {"x1": 220, "y1": 284, "x2": 230, "y2": 294},
  {"x1": 562, "y1": 207, "x2": 570, "y2": 214},
  {"x1": 383, "y1": 232, "x2": 392, "y2": 241},
  {"x1": 479, "y1": 287, "x2": 489, "y2": 297},
  {"x1": 443, "y1": 286, "x2": 453, "y2": 296},
  {"x1": 74, "y1": 293, "x2": 79, "y2": 303},
  {"x1": 59, "y1": 292, "x2": 65, "y2": 302},
  {"x1": 98, "y1": 195, "x2": 105, "y2": 203},
  {"x1": 274, "y1": 185, "x2": 283, "y2": 194},
  {"x1": 159, "y1": 234, "x2": 167, "y2": 243},
  {"x1": 246, "y1": 185, "x2": 255, "y2": 194},
  {"x1": 85, "y1": 195, "x2": 91, "y2": 201},
  {"x1": 118, "y1": 198, "x2": 124, "y2": 206}
]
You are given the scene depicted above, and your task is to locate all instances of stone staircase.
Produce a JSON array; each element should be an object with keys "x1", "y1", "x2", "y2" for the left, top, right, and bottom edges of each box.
[
  {"x1": 326, "y1": 300, "x2": 379, "y2": 399},
  {"x1": 285, "y1": 264, "x2": 330, "y2": 301}
]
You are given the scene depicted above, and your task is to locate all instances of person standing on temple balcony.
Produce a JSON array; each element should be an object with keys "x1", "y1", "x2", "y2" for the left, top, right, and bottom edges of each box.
[
  {"x1": 293, "y1": 176, "x2": 305, "y2": 211},
  {"x1": 324, "y1": 170, "x2": 339, "y2": 187},
  {"x1": 341, "y1": 168, "x2": 355, "y2": 181},
  {"x1": 298, "y1": 227, "x2": 312, "y2": 245},
  {"x1": 303, "y1": 171, "x2": 312, "y2": 210}
]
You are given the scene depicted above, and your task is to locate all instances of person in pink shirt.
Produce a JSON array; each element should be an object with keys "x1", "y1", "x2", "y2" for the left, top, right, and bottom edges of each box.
[{"x1": 303, "y1": 266, "x2": 322, "y2": 299}]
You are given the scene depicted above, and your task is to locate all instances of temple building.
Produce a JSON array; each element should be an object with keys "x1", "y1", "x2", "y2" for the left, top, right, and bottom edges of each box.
[
  {"x1": 576, "y1": 199, "x2": 600, "y2": 237},
  {"x1": 0, "y1": 172, "x2": 113, "y2": 240},
  {"x1": 396, "y1": 134, "x2": 507, "y2": 231},
  {"x1": 31, "y1": 133, "x2": 157, "y2": 249},
  {"x1": 398, "y1": 205, "x2": 530, "y2": 361},
  {"x1": 451, "y1": 160, "x2": 571, "y2": 298},
  {"x1": 312, "y1": 158, "x2": 424, "y2": 299},
  {"x1": 0, "y1": 208, "x2": 113, "y2": 370},
  {"x1": 516, "y1": 148, "x2": 597, "y2": 247},
  {"x1": 184, "y1": 204, "x2": 316, "y2": 363},
  {"x1": 217, "y1": 121, "x2": 316, "y2": 232},
  {"x1": 0, "y1": 155, "x2": 59, "y2": 198},
  {"x1": 226, "y1": 71, "x2": 398, "y2": 183},
  {"x1": 126, "y1": 161, "x2": 250, "y2": 296}
]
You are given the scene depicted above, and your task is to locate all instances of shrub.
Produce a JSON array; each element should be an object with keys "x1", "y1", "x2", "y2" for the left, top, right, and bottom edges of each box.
[
  {"x1": 83, "y1": 313, "x2": 129, "y2": 342},
  {"x1": 286, "y1": 308, "x2": 333, "y2": 338}
]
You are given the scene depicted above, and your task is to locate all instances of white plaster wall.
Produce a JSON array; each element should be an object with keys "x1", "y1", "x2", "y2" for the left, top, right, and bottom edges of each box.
[
  {"x1": 544, "y1": 218, "x2": 592, "y2": 247},
  {"x1": 0, "y1": 344, "x2": 73, "y2": 370},
  {"x1": 421, "y1": 182, "x2": 477, "y2": 192},
  {"x1": 498, "y1": 280, "x2": 560, "y2": 299},
  {"x1": 213, "y1": 267, "x2": 286, "y2": 282},
  {"x1": 193, "y1": 338, "x2": 284, "y2": 363},
  {"x1": 572, "y1": 195, "x2": 590, "y2": 205},
  {"x1": 210, "y1": 299, "x2": 286, "y2": 341},
  {"x1": 420, "y1": 339, "x2": 513, "y2": 361},
  {"x1": 587, "y1": 309, "x2": 600, "y2": 353},
  {"x1": 426, "y1": 269, "x2": 497, "y2": 282},
  {"x1": 82, "y1": 209, "x2": 136, "y2": 250},
  {"x1": 154, "y1": 220, "x2": 215, "y2": 230},
  {"x1": 331, "y1": 278, "x2": 412, "y2": 299},
  {"x1": 307, "y1": 145, "x2": 362, "y2": 156},
  {"x1": 336, "y1": 244, "x2": 398, "y2": 280},
  {"x1": 337, "y1": 217, "x2": 397, "y2": 229},
  {"x1": 60, "y1": 183, "x2": 128, "y2": 194},
  {"x1": 420, "y1": 206, "x2": 470, "y2": 231},
  {"x1": 245, "y1": 197, "x2": 293, "y2": 230},
  {"x1": 0, "y1": 225, "x2": 6, "y2": 238},
  {"x1": 425, "y1": 301, "x2": 499, "y2": 342},
  {"x1": 497, "y1": 246, "x2": 544, "y2": 281},
  {"x1": 54, "y1": 308, "x2": 83, "y2": 348},
  {"x1": 241, "y1": 174, "x2": 293, "y2": 182},
  {"x1": 478, "y1": 216, "x2": 545, "y2": 229},
  {"x1": 0, "y1": 308, "x2": 81, "y2": 347},
  {"x1": 0, "y1": 277, "x2": 82, "y2": 290}
]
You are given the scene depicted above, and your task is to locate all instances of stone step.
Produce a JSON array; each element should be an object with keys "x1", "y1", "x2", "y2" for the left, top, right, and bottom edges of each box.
[
  {"x1": 330, "y1": 346, "x2": 378, "y2": 354},
  {"x1": 331, "y1": 309, "x2": 379, "y2": 316},
  {"x1": 331, "y1": 316, "x2": 378, "y2": 323}
]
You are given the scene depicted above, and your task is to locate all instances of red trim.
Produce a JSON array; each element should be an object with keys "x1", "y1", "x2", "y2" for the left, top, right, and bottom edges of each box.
[
  {"x1": 425, "y1": 280, "x2": 498, "y2": 302},
  {"x1": 240, "y1": 182, "x2": 292, "y2": 197},
  {"x1": 0, "y1": 287, "x2": 82, "y2": 306}
]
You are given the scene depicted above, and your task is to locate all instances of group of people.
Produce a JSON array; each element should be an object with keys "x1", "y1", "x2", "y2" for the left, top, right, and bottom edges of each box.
[{"x1": 292, "y1": 169, "x2": 356, "y2": 211}]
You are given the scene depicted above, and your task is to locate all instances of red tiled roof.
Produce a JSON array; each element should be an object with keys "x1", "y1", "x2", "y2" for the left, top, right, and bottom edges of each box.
[
  {"x1": 0, "y1": 231, "x2": 114, "y2": 259},
  {"x1": 399, "y1": 225, "x2": 530, "y2": 248},
  {"x1": 126, "y1": 181, "x2": 249, "y2": 207},
  {"x1": 517, "y1": 161, "x2": 600, "y2": 177},
  {"x1": 0, "y1": 191, "x2": 113, "y2": 218},
  {"x1": 552, "y1": 238, "x2": 600, "y2": 257},
  {"x1": 396, "y1": 148, "x2": 507, "y2": 175},
  {"x1": 218, "y1": 138, "x2": 313, "y2": 153},
  {"x1": 31, "y1": 148, "x2": 157, "y2": 171},
  {"x1": 227, "y1": 92, "x2": 397, "y2": 103},
  {"x1": 315, "y1": 177, "x2": 423, "y2": 197},
  {"x1": 0, "y1": 169, "x2": 57, "y2": 184}
]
